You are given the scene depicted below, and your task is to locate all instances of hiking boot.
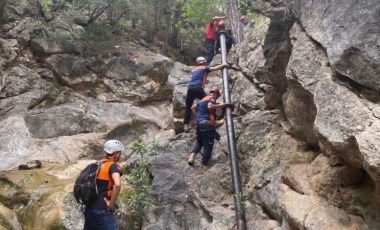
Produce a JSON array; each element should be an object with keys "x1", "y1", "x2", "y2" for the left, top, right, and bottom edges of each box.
[
  {"x1": 214, "y1": 119, "x2": 224, "y2": 128},
  {"x1": 187, "y1": 153, "x2": 196, "y2": 166},
  {"x1": 184, "y1": 124, "x2": 190, "y2": 132}
]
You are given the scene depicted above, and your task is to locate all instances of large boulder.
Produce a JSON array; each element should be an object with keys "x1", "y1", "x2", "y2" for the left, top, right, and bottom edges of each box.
[
  {"x1": 254, "y1": 0, "x2": 380, "y2": 92},
  {"x1": 238, "y1": 110, "x2": 277, "y2": 155},
  {"x1": 287, "y1": 0, "x2": 380, "y2": 92},
  {"x1": 169, "y1": 62, "x2": 192, "y2": 119},
  {"x1": 238, "y1": 15, "x2": 292, "y2": 109},
  {"x1": 31, "y1": 36, "x2": 80, "y2": 57},
  {"x1": 46, "y1": 44, "x2": 174, "y2": 104},
  {"x1": 0, "y1": 90, "x2": 48, "y2": 120},
  {"x1": 24, "y1": 103, "x2": 105, "y2": 138},
  {"x1": 0, "y1": 38, "x2": 18, "y2": 68},
  {"x1": 103, "y1": 51, "x2": 173, "y2": 103},
  {"x1": 236, "y1": 16, "x2": 268, "y2": 82},
  {"x1": 251, "y1": 0, "x2": 288, "y2": 22},
  {"x1": 278, "y1": 184, "x2": 368, "y2": 230},
  {"x1": 286, "y1": 23, "x2": 380, "y2": 197},
  {"x1": 0, "y1": 114, "x2": 106, "y2": 170},
  {"x1": 0, "y1": 65, "x2": 47, "y2": 98},
  {"x1": 231, "y1": 72, "x2": 266, "y2": 116},
  {"x1": 0, "y1": 0, "x2": 36, "y2": 25},
  {"x1": 3, "y1": 17, "x2": 40, "y2": 47}
]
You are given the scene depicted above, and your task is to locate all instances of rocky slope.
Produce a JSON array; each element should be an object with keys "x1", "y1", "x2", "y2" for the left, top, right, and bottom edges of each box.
[{"x1": 1, "y1": 0, "x2": 380, "y2": 229}]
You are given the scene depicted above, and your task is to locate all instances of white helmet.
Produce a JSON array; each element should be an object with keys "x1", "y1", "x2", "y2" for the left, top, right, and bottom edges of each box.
[
  {"x1": 103, "y1": 140, "x2": 125, "y2": 154},
  {"x1": 196, "y1": 56, "x2": 206, "y2": 64}
]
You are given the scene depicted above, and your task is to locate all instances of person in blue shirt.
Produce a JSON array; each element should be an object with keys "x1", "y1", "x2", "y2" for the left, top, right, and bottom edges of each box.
[
  {"x1": 183, "y1": 57, "x2": 228, "y2": 132},
  {"x1": 187, "y1": 86, "x2": 233, "y2": 171}
]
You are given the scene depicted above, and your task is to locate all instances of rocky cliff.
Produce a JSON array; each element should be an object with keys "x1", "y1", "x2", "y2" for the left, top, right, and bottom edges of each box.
[{"x1": 0, "y1": 0, "x2": 380, "y2": 229}]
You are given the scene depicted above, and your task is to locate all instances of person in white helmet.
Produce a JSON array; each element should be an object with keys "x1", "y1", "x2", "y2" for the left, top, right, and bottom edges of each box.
[
  {"x1": 183, "y1": 57, "x2": 228, "y2": 132},
  {"x1": 84, "y1": 140, "x2": 125, "y2": 230}
]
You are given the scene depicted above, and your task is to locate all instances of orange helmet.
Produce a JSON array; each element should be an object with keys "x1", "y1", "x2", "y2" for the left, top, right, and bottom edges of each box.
[
  {"x1": 210, "y1": 86, "x2": 221, "y2": 95},
  {"x1": 217, "y1": 20, "x2": 225, "y2": 28}
]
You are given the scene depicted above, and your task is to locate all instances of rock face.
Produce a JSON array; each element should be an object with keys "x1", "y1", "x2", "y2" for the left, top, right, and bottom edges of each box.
[
  {"x1": 238, "y1": 1, "x2": 380, "y2": 229},
  {"x1": 1, "y1": 0, "x2": 380, "y2": 229},
  {"x1": 288, "y1": 0, "x2": 380, "y2": 92}
]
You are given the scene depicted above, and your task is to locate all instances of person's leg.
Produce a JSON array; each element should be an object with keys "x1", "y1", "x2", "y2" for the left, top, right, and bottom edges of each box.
[
  {"x1": 200, "y1": 127, "x2": 216, "y2": 166},
  {"x1": 84, "y1": 210, "x2": 96, "y2": 230},
  {"x1": 93, "y1": 210, "x2": 118, "y2": 230},
  {"x1": 195, "y1": 86, "x2": 207, "y2": 100},
  {"x1": 184, "y1": 87, "x2": 196, "y2": 125},
  {"x1": 205, "y1": 40, "x2": 215, "y2": 65},
  {"x1": 103, "y1": 211, "x2": 118, "y2": 230},
  {"x1": 188, "y1": 129, "x2": 202, "y2": 165}
]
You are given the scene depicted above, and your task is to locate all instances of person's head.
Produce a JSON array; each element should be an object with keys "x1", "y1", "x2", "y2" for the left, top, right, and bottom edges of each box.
[
  {"x1": 217, "y1": 20, "x2": 225, "y2": 29},
  {"x1": 103, "y1": 140, "x2": 125, "y2": 162},
  {"x1": 210, "y1": 86, "x2": 221, "y2": 99},
  {"x1": 196, "y1": 56, "x2": 206, "y2": 65},
  {"x1": 240, "y1": 16, "x2": 248, "y2": 25}
]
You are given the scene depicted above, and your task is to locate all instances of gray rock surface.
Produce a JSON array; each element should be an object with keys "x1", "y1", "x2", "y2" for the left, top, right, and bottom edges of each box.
[
  {"x1": 0, "y1": 65, "x2": 48, "y2": 98},
  {"x1": 0, "y1": 38, "x2": 18, "y2": 69},
  {"x1": 1, "y1": 0, "x2": 380, "y2": 229},
  {"x1": 24, "y1": 103, "x2": 105, "y2": 138},
  {"x1": 288, "y1": 0, "x2": 380, "y2": 91}
]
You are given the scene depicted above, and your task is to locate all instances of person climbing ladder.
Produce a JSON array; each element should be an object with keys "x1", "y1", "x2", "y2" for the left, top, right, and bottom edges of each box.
[
  {"x1": 187, "y1": 86, "x2": 233, "y2": 171},
  {"x1": 204, "y1": 16, "x2": 226, "y2": 65},
  {"x1": 183, "y1": 57, "x2": 229, "y2": 132}
]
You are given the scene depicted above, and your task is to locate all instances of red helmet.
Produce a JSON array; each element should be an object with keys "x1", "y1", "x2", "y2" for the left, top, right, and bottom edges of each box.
[
  {"x1": 217, "y1": 20, "x2": 225, "y2": 28},
  {"x1": 210, "y1": 86, "x2": 221, "y2": 95}
]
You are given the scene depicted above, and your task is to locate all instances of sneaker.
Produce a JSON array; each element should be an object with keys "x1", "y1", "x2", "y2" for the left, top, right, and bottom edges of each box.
[
  {"x1": 184, "y1": 124, "x2": 190, "y2": 132},
  {"x1": 187, "y1": 153, "x2": 196, "y2": 166}
]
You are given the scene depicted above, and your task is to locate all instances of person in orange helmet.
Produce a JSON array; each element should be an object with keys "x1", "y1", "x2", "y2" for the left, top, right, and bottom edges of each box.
[{"x1": 187, "y1": 86, "x2": 233, "y2": 171}]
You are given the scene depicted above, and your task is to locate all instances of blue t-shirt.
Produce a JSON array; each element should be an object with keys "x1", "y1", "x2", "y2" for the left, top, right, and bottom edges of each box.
[
  {"x1": 196, "y1": 95, "x2": 216, "y2": 124},
  {"x1": 189, "y1": 65, "x2": 211, "y2": 87}
]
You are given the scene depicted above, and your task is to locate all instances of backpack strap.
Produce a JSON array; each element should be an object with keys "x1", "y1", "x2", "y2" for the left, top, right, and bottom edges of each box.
[{"x1": 94, "y1": 161, "x2": 103, "y2": 195}]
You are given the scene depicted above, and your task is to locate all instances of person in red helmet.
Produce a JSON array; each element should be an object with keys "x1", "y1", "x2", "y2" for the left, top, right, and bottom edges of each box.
[
  {"x1": 187, "y1": 86, "x2": 233, "y2": 171},
  {"x1": 215, "y1": 20, "x2": 234, "y2": 54},
  {"x1": 205, "y1": 16, "x2": 226, "y2": 65}
]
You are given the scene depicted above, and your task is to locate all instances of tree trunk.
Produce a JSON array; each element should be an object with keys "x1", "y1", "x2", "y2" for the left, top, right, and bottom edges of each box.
[
  {"x1": 226, "y1": 0, "x2": 242, "y2": 44},
  {"x1": 170, "y1": 2, "x2": 182, "y2": 48}
]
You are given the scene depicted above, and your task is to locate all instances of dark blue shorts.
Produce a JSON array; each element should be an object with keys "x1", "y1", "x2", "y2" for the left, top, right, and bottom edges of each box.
[{"x1": 84, "y1": 209, "x2": 118, "y2": 230}]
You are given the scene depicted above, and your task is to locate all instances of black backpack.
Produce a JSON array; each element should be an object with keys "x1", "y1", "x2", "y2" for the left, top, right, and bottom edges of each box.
[{"x1": 73, "y1": 162, "x2": 102, "y2": 205}]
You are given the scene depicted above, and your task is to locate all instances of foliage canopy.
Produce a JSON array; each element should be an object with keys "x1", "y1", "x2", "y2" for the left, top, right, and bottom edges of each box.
[{"x1": 40, "y1": 0, "x2": 258, "y2": 63}]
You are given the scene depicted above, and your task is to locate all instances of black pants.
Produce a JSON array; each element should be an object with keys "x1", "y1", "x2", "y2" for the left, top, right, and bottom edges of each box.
[
  {"x1": 183, "y1": 85, "x2": 206, "y2": 124},
  {"x1": 191, "y1": 124, "x2": 216, "y2": 165},
  {"x1": 205, "y1": 39, "x2": 215, "y2": 65}
]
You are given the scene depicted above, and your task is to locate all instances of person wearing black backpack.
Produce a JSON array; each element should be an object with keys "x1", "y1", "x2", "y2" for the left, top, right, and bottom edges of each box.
[{"x1": 83, "y1": 140, "x2": 125, "y2": 230}]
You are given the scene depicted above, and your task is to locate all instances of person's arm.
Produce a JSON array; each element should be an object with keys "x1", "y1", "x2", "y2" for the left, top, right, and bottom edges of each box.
[
  {"x1": 208, "y1": 102, "x2": 234, "y2": 110},
  {"x1": 191, "y1": 104, "x2": 198, "y2": 116},
  {"x1": 208, "y1": 102, "x2": 225, "y2": 110},
  {"x1": 105, "y1": 172, "x2": 121, "y2": 211},
  {"x1": 210, "y1": 63, "x2": 229, "y2": 71},
  {"x1": 213, "y1": 16, "x2": 226, "y2": 21}
]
